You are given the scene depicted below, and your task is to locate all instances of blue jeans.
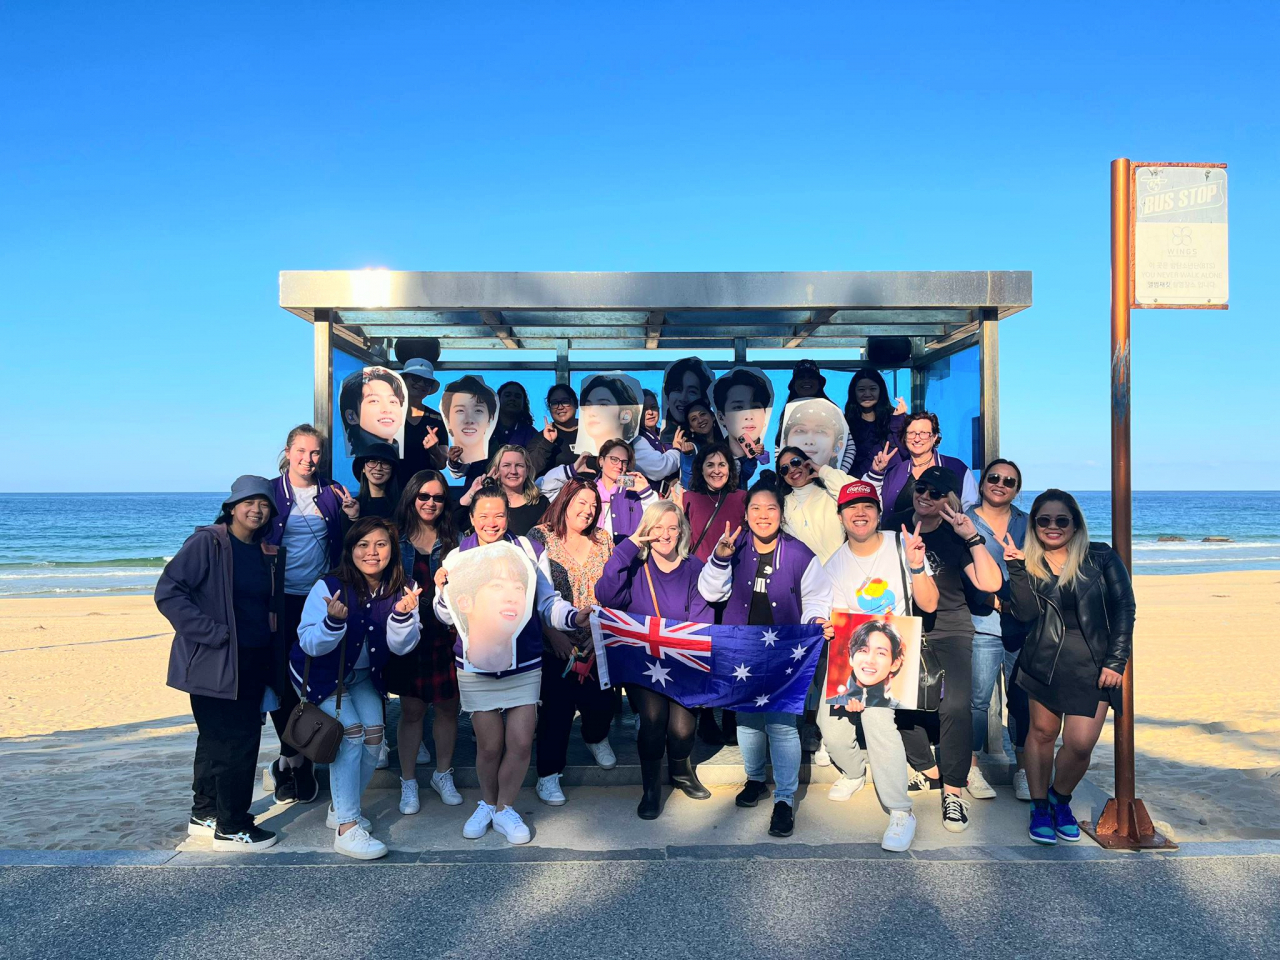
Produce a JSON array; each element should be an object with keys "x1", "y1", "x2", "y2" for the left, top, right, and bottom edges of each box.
[
  {"x1": 737, "y1": 711, "x2": 801, "y2": 805},
  {"x1": 970, "y1": 631, "x2": 1005, "y2": 754},
  {"x1": 315, "y1": 669, "x2": 385, "y2": 826}
]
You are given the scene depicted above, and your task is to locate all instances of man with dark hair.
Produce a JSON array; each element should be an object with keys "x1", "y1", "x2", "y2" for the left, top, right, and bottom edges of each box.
[{"x1": 339, "y1": 367, "x2": 407, "y2": 458}]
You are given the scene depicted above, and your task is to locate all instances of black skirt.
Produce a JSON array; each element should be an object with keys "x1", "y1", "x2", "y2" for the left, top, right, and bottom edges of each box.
[{"x1": 1014, "y1": 627, "x2": 1120, "y2": 718}]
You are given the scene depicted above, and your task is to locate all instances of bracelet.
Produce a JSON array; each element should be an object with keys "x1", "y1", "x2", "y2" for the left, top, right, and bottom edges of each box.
[
  {"x1": 908, "y1": 564, "x2": 926, "y2": 575},
  {"x1": 965, "y1": 534, "x2": 986, "y2": 548}
]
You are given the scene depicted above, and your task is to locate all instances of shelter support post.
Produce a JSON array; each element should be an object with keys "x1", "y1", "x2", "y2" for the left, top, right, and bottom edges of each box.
[
  {"x1": 556, "y1": 341, "x2": 570, "y2": 385},
  {"x1": 314, "y1": 309, "x2": 334, "y2": 479},
  {"x1": 978, "y1": 307, "x2": 999, "y2": 468},
  {"x1": 1081, "y1": 158, "x2": 1175, "y2": 851}
]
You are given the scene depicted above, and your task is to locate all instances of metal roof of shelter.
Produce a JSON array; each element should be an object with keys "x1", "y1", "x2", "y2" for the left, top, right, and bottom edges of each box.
[{"x1": 279, "y1": 270, "x2": 1031, "y2": 355}]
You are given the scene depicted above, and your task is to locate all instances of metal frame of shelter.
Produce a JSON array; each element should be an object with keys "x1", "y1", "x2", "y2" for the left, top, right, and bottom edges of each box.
[{"x1": 280, "y1": 269, "x2": 1033, "y2": 475}]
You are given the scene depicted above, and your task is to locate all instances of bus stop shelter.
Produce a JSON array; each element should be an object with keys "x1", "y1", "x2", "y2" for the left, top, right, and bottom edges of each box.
[{"x1": 280, "y1": 270, "x2": 1032, "y2": 481}]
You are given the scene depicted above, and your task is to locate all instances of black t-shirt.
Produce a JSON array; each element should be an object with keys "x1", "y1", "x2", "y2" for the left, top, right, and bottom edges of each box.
[
  {"x1": 506, "y1": 496, "x2": 551, "y2": 537},
  {"x1": 357, "y1": 494, "x2": 397, "y2": 521},
  {"x1": 398, "y1": 408, "x2": 449, "y2": 486},
  {"x1": 229, "y1": 535, "x2": 272, "y2": 649},
  {"x1": 884, "y1": 508, "x2": 973, "y2": 637},
  {"x1": 747, "y1": 548, "x2": 776, "y2": 626}
]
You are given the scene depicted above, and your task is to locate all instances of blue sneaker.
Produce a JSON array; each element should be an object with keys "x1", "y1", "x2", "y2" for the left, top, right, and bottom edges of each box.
[
  {"x1": 1051, "y1": 798, "x2": 1081, "y2": 842},
  {"x1": 1029, "y1": 805, "x2": 1057, "y2": 845}
]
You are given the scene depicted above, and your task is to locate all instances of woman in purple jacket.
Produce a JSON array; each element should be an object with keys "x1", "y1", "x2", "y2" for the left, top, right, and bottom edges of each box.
[
  {"x1": 595, "y1": 500, "x2": 717, "y2": 820},
  {"x1": 878, "y1": 411, "x2": 979, "y2": 517},
  {"x1": 698, "y1": 471, "x2": 835, "y2": 839}
]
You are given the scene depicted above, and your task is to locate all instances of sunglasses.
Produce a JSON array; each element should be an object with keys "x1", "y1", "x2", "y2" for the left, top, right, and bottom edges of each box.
[
  {"x1": 416, "y1": 493, "x2": 447, "y2": 504},
  {"x1": 1035, "y1": 515, "x2": 1073, "y2": 529},
  {"x1": 782, "y1": 456, "x2": 806, "y2": 472},
  {"x1": 985, "y1": 474, "x2": 1018, "y2": 489},
  {"x1": 913, "y1": 483, "x2": 945, "y2": 501}
]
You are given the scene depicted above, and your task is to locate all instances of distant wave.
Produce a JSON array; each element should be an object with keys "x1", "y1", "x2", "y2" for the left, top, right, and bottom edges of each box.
[
  {"x1": 0, "y1": 557, "x2": 172, "y2": 570},
  {"x1": 1135, "y1": 556, "x2": 1280, "y2": 566},
  {"x1": 1132, "y1": 540, "x2": 1280, "y2": 552},
  {"x1": 0, "y1": 570, "x2": 164, "y2": 581}
]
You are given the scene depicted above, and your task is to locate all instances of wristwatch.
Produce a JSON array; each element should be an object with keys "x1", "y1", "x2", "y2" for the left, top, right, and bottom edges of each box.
[
  {"x1": 965, "y1": 534, "x2": 986, "y2": 548},
  {"x1": 908, "y1": 564, "x2": 926, "y2": 575}
]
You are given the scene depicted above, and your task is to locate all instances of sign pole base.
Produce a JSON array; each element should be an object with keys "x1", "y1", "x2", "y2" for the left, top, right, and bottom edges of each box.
[{"x1": 1082, "y1": 797, "x2": 1178, "y2": 851}]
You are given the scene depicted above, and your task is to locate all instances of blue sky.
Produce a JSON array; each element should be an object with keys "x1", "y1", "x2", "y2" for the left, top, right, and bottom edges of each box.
[{"x1": 2, "y1": 2, "x2": 1275, "y2": 492}]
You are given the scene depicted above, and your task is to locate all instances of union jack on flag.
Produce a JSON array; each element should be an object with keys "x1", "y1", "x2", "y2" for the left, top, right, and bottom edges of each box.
[{"x1": 593, "y1": 607, "x2": 714, "y2": 672}]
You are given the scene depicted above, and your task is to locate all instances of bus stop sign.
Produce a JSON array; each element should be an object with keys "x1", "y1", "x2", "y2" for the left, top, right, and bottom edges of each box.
[{"x1": 1132, "y1": 163, "x2": 1228, "y2": 307}]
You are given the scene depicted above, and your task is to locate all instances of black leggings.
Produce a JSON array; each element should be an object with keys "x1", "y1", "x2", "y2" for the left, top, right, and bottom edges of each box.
[
  {"x1": 896, "y1": 632, "x2": 974, "y2": 789},
  {"x1": 633, "y1": 687, "x2": 696, "y2": 763},
  {"x1": 268, "y1": 592, "x2": 306, "y2": 758}
]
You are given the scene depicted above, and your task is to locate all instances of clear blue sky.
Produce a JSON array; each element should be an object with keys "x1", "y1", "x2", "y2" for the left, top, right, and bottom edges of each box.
[{"x1": 2, "y1": 2, "x2": 1275, "y2": 492}]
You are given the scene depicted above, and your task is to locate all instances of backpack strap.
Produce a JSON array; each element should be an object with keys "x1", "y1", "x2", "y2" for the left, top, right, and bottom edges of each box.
[{"x1": 894, "y1": 532, "x2": 916, "y2": 615}]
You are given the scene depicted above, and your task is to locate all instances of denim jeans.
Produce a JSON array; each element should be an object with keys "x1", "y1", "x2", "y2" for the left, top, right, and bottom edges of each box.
[
  {"x1": 315, "y1": 669, "x2": 385, "y2": 826},
  {"x1": 970, "y1": 631, "x2": 1006, "y2": 754},
  {"x1": 737, "y1": 711, "x2": 801, "y2": 805}
]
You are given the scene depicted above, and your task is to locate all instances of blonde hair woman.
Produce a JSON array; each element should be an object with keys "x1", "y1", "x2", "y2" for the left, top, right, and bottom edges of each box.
[
  {"x1": 458, "y1": 444, "x2": 549, "y2": 536},
  {"x1": 1004, "y1": 489, "x2": 1135, "y2": 846}
]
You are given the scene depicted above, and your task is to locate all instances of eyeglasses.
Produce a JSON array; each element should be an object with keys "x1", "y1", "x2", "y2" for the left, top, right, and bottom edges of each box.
[
  {"x1": 782, "y1": 456, "x2": 806, "y2": 472},
  {"x1": 1035, "y1": 515, "x2": 1073, "y2": 529},
  {"x1": 548, "y1": 398, "x2": 575, "y2": 408},
  {"x1": 985, "y1": 474, "x2": 1018, "y2": 489},
  {"x1": 603, "y1": 455, "x2": 630, "y2": 467},
  {"x1": 905, "y1": 430, "x2": 934, "y2": 440},
  {"x1": 416, "y1": 493, "x2": 447, "y2": 504},
  {"x1": 913, "y1": 483, "x2": 945, "y2": 501}
]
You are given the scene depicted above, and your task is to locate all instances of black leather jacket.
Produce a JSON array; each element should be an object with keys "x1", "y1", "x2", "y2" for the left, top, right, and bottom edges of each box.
[{"x1": 1006, "y1": 543, "x2": 1135, "y2": 685}]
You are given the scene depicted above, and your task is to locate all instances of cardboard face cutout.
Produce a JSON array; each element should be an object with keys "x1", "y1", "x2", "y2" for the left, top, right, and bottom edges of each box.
[
  {"x1": 438, "y1": 375, "x2": 500, "y2": 465},
  {"x1": 340, "y1": 366, "x2": 408, "y2": 459},
  {"x1": 712, "y1": 365, "x2": 774, "y2": 459},
  {"x1": 661, "y1": 358, "x2": 715, "y2": 433},
  {"x1": 574, "y1": 373, "x2": 643, "y2": 456},
  {"x1": 779, "y1": 398, "x2": 849, "y2": 469},
  {"x1": 443, "y1": 541, "x2": 535, "y2": 673},
  {"x1": 825, "y1": 611, "x2": 922, "y2": 711}
]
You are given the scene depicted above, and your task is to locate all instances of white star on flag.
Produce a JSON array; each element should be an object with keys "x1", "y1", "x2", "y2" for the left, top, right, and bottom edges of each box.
[
  {"x1": 790, "y1": 644, "x2": 807, "y2": 661},
  {"x1": 643, "y1": 660, "x2": 672, "y2": 688},
  {"x1": 761, "y1": 629, "x2": 778, "y2": 647},
  {"x1": 785, "y1": 667, "x2": 793, "y2": 675},
  {"x1": 753, "y1": 694, "x2": 770, "y2": 707},
  {"x1": 732, "y1": 663, "x2": 752, "y2": 682}
]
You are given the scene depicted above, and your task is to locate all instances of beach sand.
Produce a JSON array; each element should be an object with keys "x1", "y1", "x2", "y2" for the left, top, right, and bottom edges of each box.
[{"x1": 1, "y1": 573, "x2": 1277, "y2": 849}]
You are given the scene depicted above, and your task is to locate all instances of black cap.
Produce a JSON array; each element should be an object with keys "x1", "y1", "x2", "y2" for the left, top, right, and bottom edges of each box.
[
  {"x1": 353, "y1": 442, "x2": 399, "y2": 477},
  {"x1": 789, "y1": 359, "x2": 826, "y2": 388},
  {"x1": 916, "y1": 465, "x2": 960, "y2": 497}
]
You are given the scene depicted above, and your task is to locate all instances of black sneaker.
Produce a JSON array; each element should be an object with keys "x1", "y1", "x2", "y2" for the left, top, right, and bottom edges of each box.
[
  {"x1": 768, "y1": 801, "x2": 795, "y2": 838},
  {"x1": 212, "y1": 824, "x2": 278, "y2": 852},
  {"x1": 293, "y1": 757, "x2": 320, "y2": 803},
  {"x1": 736, "y1": 779, "x2": 770, "y2": 808},
  {"x1": 941, "y1": 793, "x2": 971, "y2": 833},
  {"x1": 907, "y1": 770, "x2": 942, "y2": 793},
  {"x1": 271, "y1": 759, "x2": 298, "y2": 804}
]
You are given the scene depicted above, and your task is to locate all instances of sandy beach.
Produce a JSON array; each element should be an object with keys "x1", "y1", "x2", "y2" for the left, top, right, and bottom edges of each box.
[{"x1": 1, "y1": 572, "x2": 1276, "y2": 849}]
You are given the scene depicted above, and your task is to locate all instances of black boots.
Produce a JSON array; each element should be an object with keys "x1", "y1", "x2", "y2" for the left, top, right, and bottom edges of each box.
[
  {"x1": 669, "y1": 757, "x2": 711, "y2": 800},
  {"x1": 637, "y1": 757, "x2": 662, "y2": 820}
]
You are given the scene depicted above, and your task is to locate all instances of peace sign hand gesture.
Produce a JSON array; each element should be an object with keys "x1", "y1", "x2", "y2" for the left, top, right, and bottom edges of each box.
[
  {"x1": 939, "y1": 503, "x2": 977, "y2": 540},
  {"x1": 324, "y1": 589, "x2": 348, "y2": 622},
  {"x1": 673, "y1": 427, "x2": 694, "y2": 454},
  {"x1": 333, "y1": 483, "x2": 360, "y2": 518},
  {"x1": 871, "y1": 442, "x2": 897, "y2": 474},
  {"x1": 901, "y1": 522, "x2": 926, "y2": 570},
  {"x1": 542, "y1": 417, "x2": 559, "y2": 443},
  {"x1": 394, "y1": 586, "x2": 424, "y2": 614},
  {"x1": 714, "y1": 523, "x2": 742, "y2": 560},
  {"x1": 1001, "y1": 532, "x2": 1025, "y2": 562},
  {"x1": 629, "y1": 529, "x2": 659, "y2": 550}
]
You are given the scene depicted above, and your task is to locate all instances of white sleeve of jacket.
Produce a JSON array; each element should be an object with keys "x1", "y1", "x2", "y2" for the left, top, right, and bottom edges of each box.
[
  {"x1": 298, "y1": 580, "x2": 346, "y2": 656},
  {"x1": 800, "y1": 556, "x2": 835, "y2": 623},
  {"x1": 839, "y1": 439, "x2": 857, "y2": 474},
  {"x1": 539, "y1": 465, "x2": 573, "y2": 503},
  {"x1": 817, "y1": 464, "x2": 857, "y2": 502},
  {"x1": 634, "y1": 439, "x2": 681, "y2": 481},
  {"x1": 697, "y1": 554, "x2": 732, "y2": 602},
  {"x1": 385, "y1": 598, "x2": 422, "y2": 656},
  {"x1": 534, "y1": 548, "x2": 578, "y2": 632}
]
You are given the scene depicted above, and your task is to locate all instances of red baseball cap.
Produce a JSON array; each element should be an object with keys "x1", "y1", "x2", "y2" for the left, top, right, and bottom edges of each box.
[{"x1": 837, "y1": 480, "x2": 880, "y2": 510}]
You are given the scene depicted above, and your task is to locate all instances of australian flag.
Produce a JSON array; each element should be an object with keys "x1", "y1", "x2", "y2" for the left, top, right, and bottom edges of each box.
[{"x1": 590, "y1": 608, "x2": 825, "y2": 714}]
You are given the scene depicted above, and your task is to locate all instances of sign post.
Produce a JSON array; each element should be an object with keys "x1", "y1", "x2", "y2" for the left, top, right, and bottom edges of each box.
[{"x1": 1083, "y1": 160, "x2": 1227, "y2": 851}]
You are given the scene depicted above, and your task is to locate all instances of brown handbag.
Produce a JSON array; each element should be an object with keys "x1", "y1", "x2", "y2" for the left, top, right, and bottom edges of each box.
[{"x1": 282, "y1": 636, "x2": 347, "y2": 764}]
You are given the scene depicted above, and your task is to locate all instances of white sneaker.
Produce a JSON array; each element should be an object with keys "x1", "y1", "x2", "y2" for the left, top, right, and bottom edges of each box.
[
  {"x1": 812, "y1": 745, "x2": 832, "y2": 767},
  {"x1": 828, "y1": 774, "x2": 866, "y2": 802},
  {"x1": 881, "y1": 810, "x2": 917, "y2": 852},
  {"x1": 1014, "y1": 769, "x2": 1031, "y2": 801},
  {"x1": 332, "y1": 823, "x2": 388, "y2": 860},
  {"x1": 463, "y1": 801, "x2": 495, "y2": 839},
  {"x1": 418, "y1": 742, "x2": 431, "y2": 765},
  {"x1": 967, "y1": 765, "x2": 997, "y2": 799},
  {"x1": 585, "y1": 738, "x2": 617, "y2": 770},
  {"x1": 537, "y1": 774, "x2": 567, "y2": 805},
  {"x1": 399, "y1": 779, "x2": 421, "y2": 815},
  {"x1": 431, "y1": 768, "x2": 464, "y2": 806},
  {"x1": 325, "y1": 807, "x2": 371, "y2": 831},
  {"x1": 491, "y1": 806, "x2": 532, "y2": 845},
  {"x1": 375, "y1": 740, "x2": 390, "y2": 770}
]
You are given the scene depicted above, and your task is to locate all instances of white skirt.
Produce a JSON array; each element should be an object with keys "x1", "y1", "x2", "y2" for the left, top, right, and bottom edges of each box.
[{"x1": 456, "y1": 667, "x2": 541, "y2": 712}]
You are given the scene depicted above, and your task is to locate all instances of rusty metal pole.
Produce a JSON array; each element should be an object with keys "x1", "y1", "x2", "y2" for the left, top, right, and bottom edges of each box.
[{"x1": 1082, "y1": 159, "x2": 1175, "y2": 850}]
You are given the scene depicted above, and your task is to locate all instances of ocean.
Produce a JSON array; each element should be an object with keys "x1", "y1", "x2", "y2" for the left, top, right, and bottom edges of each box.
[{"x1": 0, "y1": 491, "x2": 1277, "y2": 599}]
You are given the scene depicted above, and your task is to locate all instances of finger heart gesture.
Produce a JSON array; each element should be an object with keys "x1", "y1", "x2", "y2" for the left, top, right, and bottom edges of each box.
[
  {"x1": 395, "y1": 586, "x2": 424, "y2": 614},
  {"x1": 423, "y1": 427, "x2": 440, "y2": 450},
  {"x1": 324, "y1": 589, "x2": 348, "y2": 621}
]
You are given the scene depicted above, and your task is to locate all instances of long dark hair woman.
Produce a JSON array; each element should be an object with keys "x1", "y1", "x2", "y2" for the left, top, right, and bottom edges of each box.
[
  {"x1": 528, "y1": 477, "x2": 618, "y2": 805},
  {"x1": 1004, "y1": 489, "x2": 1134, "y2": 846},
  {"x1": 351, "y1": 442, "x2": 402, "y2": 521},
  {"x1": 156, "y1": 476, "x2": 284, "y2": 852},
  {"x1": 293, "y1": 517, "x2": 424, "y2": 860},
  {"x1": 840, "y1": 369, "x2": 907, "y2": 478},
  {"x1": 595, "y1": 500, "x2": 717, "y2": 819},
  {"x1": 386, "y1": 470, "x2": 463, "y2": 817}
]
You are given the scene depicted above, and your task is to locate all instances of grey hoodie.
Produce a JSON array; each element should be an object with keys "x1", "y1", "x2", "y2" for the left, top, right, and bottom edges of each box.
[{"x1": 156, "y1": 523, "x2": 285, "y2": 700}]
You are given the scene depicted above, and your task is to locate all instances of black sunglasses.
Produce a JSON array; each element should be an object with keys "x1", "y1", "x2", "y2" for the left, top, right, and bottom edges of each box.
[
  {"x1": 782, "y1": 456, "x2": 806, "y2": 472},
  {"x1": 913, "y1": 483, "x2": 945, "y2": 501},
  {"x1": 1035, "y1": 515, "x2": 1073, "y2": 529},
  {"x1": 985, "y1": 474, "x2": 1018, "y2": 489},
  {"x1": 416, "y1": 493, "x2": 447, "y2": 504}
]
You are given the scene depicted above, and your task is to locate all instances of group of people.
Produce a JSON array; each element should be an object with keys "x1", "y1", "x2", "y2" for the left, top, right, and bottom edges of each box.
[{"x1": 156, "y1": 354, "x2": 1136, "y2": 859}]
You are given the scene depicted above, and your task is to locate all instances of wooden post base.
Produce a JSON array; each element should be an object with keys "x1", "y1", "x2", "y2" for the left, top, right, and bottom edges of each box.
[{"x1": 1082, "y1": 797, "x2": 1178, "y2": 851}]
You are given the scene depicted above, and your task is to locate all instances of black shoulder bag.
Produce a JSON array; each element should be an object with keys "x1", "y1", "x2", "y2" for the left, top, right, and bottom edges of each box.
[{"x1": 282, "y1": 635, "x2": 347, "y2": 764}]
